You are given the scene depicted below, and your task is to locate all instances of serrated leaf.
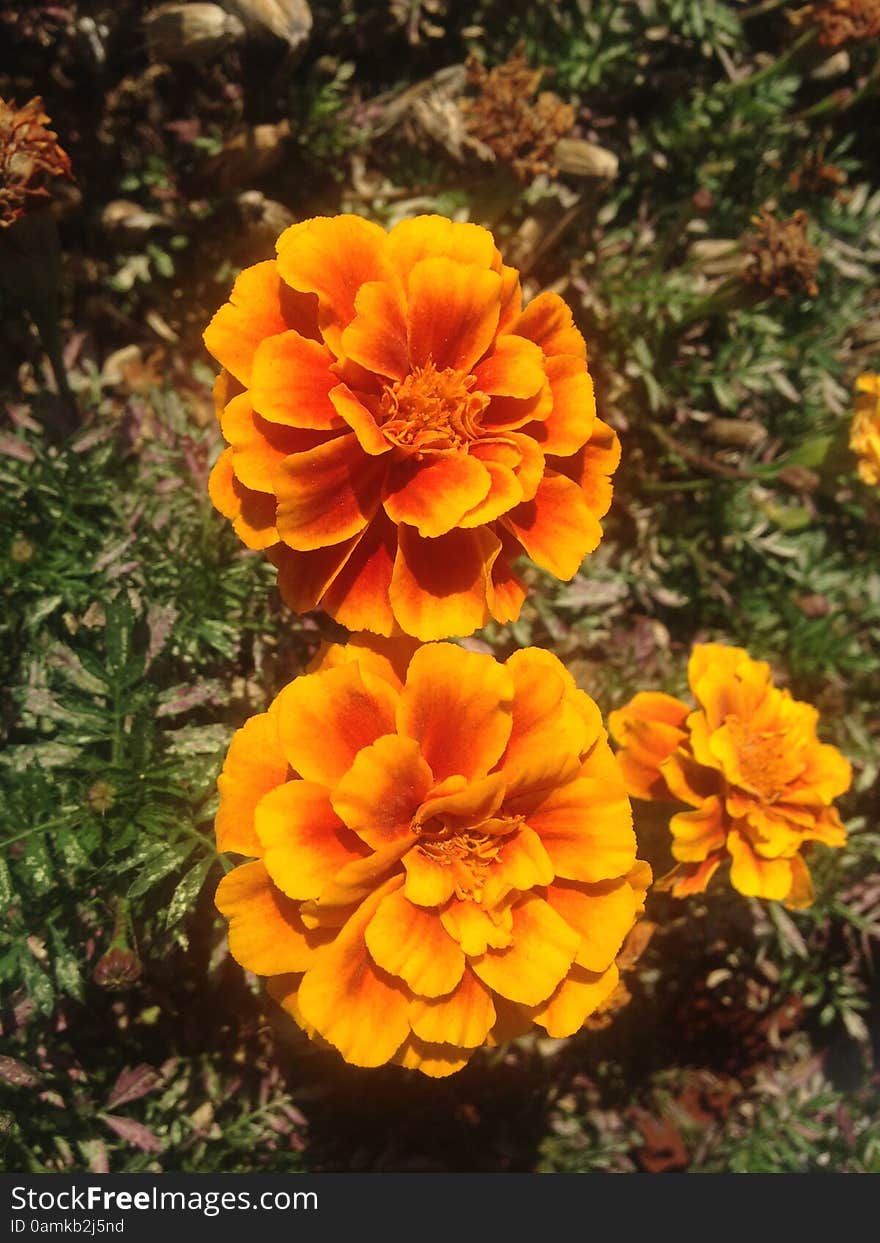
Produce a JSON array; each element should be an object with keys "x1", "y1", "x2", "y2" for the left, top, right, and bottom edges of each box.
[
  {"x1": 50, "y1": 928, "x2": 84, "y2": 1001},
  {"x1": 127, "y1": 840, "x2": 197, "y2": 901},
  {"x1": 161, "y1": 855, "x2": 214, "y2": 931}
]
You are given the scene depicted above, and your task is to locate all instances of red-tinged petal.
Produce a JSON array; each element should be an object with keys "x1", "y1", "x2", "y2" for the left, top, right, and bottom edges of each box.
[
  {"x1": 528, "y1": 964, "x2": 619, "y2": 1039},
  {"x1": 526, "y1": 355, "x2": 596, "y2": 457},
  {"x1": 320, "y1": 513, "x2": 398, "y2": 636},
  {"x1": 439, "y1": 898, "x2": 513, "y2": 955},
  {"x1": 416, "y1": 771, "x2": 507, "y2": 828},
  {"x1": 233, "y1": 486, "x2": 278, "y2": 550},
  {"x1": 669, "y1": 797, "x2": 727, "y2": 864},
  {"x1": 509, "y1": 775, "x2": 636, "y2": 883},
  {"x1": 215, "y1": 862, "x2": 327, "y2": 975},
  {"x1": 296, "y1": 876, "x2": 411, "y2": 1068},
  {"x1": 498, "y1": 648, "x2": 593, "y2": 782},
  {"x1": 271, "y1": 662, "x2": 398, "y2": 788},
  {"x1": 340, "y1": 278, "x2": 409, "y2": 381},
  {"x1": 274, "y1": 434, "x2": 386, "y2": 551},
  {"x1": 250, "y1": 331, "x2": 342, "y2": 430},
  {"x1": 502, "y1": 432, "x2": 545, "y2": 501},
  {"x1": 407, "y1": 257, "x2": 501, "y2": 373},
  {"x1": 784, "y1": 854, "x2": 814, "y2": 910},
  {"x1": 331, "y1": 734, "x2": 434, "y2": 848},
  {"x1": 409, "y1": 968, "x2": 496, "y2": 1047},
  {"x1": 503, "y1": 470, "x2": 603, "y2": 580},
  {"x1": 222, "y1": 393, "x2": 330, "y2": 493},
  {"x1": 309, "y1": 633, "x2": 420, "y2": 692},
  {"x1": 216, "y1": 713, "x2": 289, "y2": 856},
  {"x1": 473, "y1": 335, "x2": 545, "y2": 398},
  {"x1": 269, "y1": 535, "x2": 361, "y2": 615},
  {"x1": 383, "y1": 453, "x2": 492, "y2": 537},
  {"x1": 403, "y1": 847, "x2": 457, "y2": 908},
  {"x1": 385, "y1": 215, "x2": 498, "y2": 284},
  {"x1": 470, "y1": 895, "x2": 579, "y2": 1006},
  {"x1": 389, "y1": 525, "x2": 500, "y2": 640},
  {"x1": 727, "y1": 828, "x2": 794, "y2": 901},
  {"x1": 550, "y1": 417, "x2": 620, "y2": 518},
  {"x1": 330, "y1": 383, "x2": 392, "y2": 456},
  {"x1": 512, "y1": 291, "x2": 587, "y2": 360},
  {"x1": 304, "y1": 838, "x2": 414, "y2": 924},
  {"x1": 255, "y1": 781, "x2": 368, "y2": 901},
  {"x1": 365, "y1": 888, "x2": 465, "y2": 997},
  {"x1": 483, "y1": 825, "x2": 554, "y2": 902},
  {"x1": 394, "y1": 1037, "x2": 471, "y2": 1078},
  {"x1": 668, "y1": 856, "x2": 723, "y2": 898},
  {"x1": 203, "y1": 260, "x2": 319, "y2": 386},
  {"x1": 275, "y1": 214, "x2": 389, "y2": 356},
  {"x1": 487, "y1": 530, "x2": 528, "y2": 626},
  {"x1": 208, "y1": 448, "x2": 239, "y2": 519},
  {"x1": 396, "y1": 642, "x2": 514, "y2": 782},
  {"x1": 457, "y1": 444, "x2": 524, "y2": 528},
  {"x1": 497, "y1": 264, "x2": 523, "y2": 332},
  {"x1": 546, "y1": 879, "x2": 638, "y2": 973},
  {"x1": 659, "y1": 752, "x2": 718, "y2": 808},
  {"x1": 483, "y1": 382, "x2": 553, "y2": 433}
]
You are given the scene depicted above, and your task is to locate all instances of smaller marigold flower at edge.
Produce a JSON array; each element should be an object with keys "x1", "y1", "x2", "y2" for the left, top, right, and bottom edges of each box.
[
  {"x1": 203, "y1": 213, "x2": 619, "y2": 641},
  {"x1": 213, "y1": 637, "x2": 650, "y2": 1076},
  {"x1": 849, "y1": 372, "x2": 880, "y2": 486},
  {"x1": 608, "y1": 644, "x2": 852, "y2": 910}
]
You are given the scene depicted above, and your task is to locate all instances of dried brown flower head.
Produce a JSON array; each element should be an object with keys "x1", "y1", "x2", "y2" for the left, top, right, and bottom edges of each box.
[
  {"x1": 461, "y1": 45, "x2": 575, "y2": 182},
  {"x1": 0, "y1": 96, "x2": 72, "y2": 228},
  {"x1": 742, "y1": 209, "x2": 821, "y2": 299},
  {"x1": 787, "y1": 149, "x2": 848, "y2": 198},
  {"x1": 812, "y1": 0, "x2": 880, "y2": 46}
]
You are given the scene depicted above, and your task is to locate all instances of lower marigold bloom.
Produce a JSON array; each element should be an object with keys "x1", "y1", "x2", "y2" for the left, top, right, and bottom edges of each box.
[
  {"x1": 850, "y1": 372, "x2": 880, "y2": 487},
  {"x1": 608, "y1": 644, "x2": 851, "y2": 909},
  {"x1": 214, "y1": 638, "x2": 650, "y2": 1075},
  {"x1": 203, "y1": 212, "x2": 619, "y2": 640}
]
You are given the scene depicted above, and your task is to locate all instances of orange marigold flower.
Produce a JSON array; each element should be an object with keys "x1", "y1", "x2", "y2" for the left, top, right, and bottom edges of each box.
[
  {"x1": 203, "y1": 213, "x2": 619, "y2": 640},
  {"x1": 849, "y1": 372, "x2": 880, "y2": 486},
  {"x1": 214, "y1": 638, "x2": 649, "y2": 1076},
  {"x1": 608, "y1": 644, "x2": 851, "y2": 910}
]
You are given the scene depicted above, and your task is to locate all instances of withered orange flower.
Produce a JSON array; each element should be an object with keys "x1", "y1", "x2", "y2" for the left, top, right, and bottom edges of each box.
[
  {"x1": 204, "y1": 213, "x2": 619, "y2": 640},
  {"x1": 214, "y1": 637, "x2": 649, "y2": 1076},
  {"x1": 608, "y1": 644, "x2": 851, "y2": 909},
  {"x1": 0, "y1": 96, "x2": 72, "y2": 228},
  {"x1": 850, "y1": 372, "x2": 880, "y2": 486}
]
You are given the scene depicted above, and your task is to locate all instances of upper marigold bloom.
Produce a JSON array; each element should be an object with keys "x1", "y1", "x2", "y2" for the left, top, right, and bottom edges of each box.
[
  {"x1": 203, "y1": 213, "x2": 619, "y2": 640},
  {"x1": 214, "y1": 638, "x2": 649, "y2": 1076},
  {"x1": 0, "y1": 96, "x2": 72, "y2": 228},
  {"x1": 849, "y1": 372, "x2": 880, "y2": 486},
  {"x1": 608, "y1": 644, "x2": 851, "y2": 910}
]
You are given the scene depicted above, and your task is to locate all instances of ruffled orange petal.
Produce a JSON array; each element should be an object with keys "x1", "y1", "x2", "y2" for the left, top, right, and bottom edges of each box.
[
  {"x1": 503, "y1": 471, "x2": 603, "y2": 580},
  {"x1": 235, "y1": 485, "x2": 279, "y2": 551},
  {"x1": 546, "y1": 879, "x2": 638, "y2": 973},
  {"x1": 472, "y1": 335, "x2": 545, "y2": 399},
  {"x1": 498, "y1": 648, "x2": 594, "y2": 784},
  {"x1": 512, "y1": 291, "x2": 587, "y2": 361},
  {"x1": 296, "y1": 877, "x2": 411, "y2": 1068},
  {"x1": 527, "y1": 963, "x2": 619, "y2": 1039},
  {"x1": 331, "y1": 734, "x2": 434, "y2": 848},
  {"x1": 203, "y1": 260, "x2": 319, "y2": 387},
  {"x1": 271, "y1": 662, "x2": 398, "y2": 788},
  {"x1": 439, "y1": 898, "x2": 513, "y2": 954},
  {"x1": 215, "y1": 862, "x2": 326, "y2": 975},
  {"x1": 275, "y1": 214, "x2": 389, "y2": 356},
  {"x1": 208, "y1": 448, "x2": 239, "y2": 520},
  {"x1": 668, "y1": 796, "x2": 728, "y2": 866},
  {"x1": 215, "y1": 713, "x2": 289, "y2": 856},
  {"x1": 340, "y1": 278, "x2": 409, "y2": 381},
  {"x1": 407, "y1": 257, "x2": 501, "y2": 373},
  {"x1": 416, "y1": 771, "x2": 507, "y2": 828},
  {"x1": 483, "y1": 825, "x2": 554, "y2": 903},
  {"x1": 526, "y1": 355, "x2": 596, "y2": 457},
  {"x1": 274, "y1": 434, "x2": 386, "y2": 552},
  {"x1": 249, "y1": 331, "x2": 343, "y2": 430},
  {"x1": 221, "y1": 393, "x2": 329, "y2": 493},
  {"x1": 668, "y1": 855, "x2": 723, "y2": 898},
  {"x1": 470, "y1": 895, "x2": 579, "y2": 1006},
  {"x1": 383, "y1": 453, "x2": 492, "y2": 538},
  {"x1": 330, "y1": 383, "x2": 393, "y2": 456},
  {"x1": 385, "y1": 214, "x2": 498, "y2": 284},
  {"x1": 511, "y1": 776, "x2": 636, "y2": 883},
  {"x1": 389, "y1": 525, "x2": 499, "y2": 641},
  {"x1": 408, "y1": 967, "x2": 496, "y2": 1048},
  {"x1": 726, "y1": 828, "x2": 794, "y2": 901},
  {"x1": 320, "y1": 513, "x2": 398, "y2": 636},
  {"x1": 365, "y1": 888, "x2": 465, "y2": 998},
  {"x1": 396, "y1": 642, "x2": 514, "y2": 782},
  {"x1": 549, "y1": 417, "x2": 620, "y2": 519},
  {"x1": 394, "y1": 1037, "x2": 471, "y2": 1078},
  {"x1": 269, "y1": 536, "x2": 360, "y2": 615},
  {"x1": 255, "y1": 781, "x2": 367, "y2": 900}
]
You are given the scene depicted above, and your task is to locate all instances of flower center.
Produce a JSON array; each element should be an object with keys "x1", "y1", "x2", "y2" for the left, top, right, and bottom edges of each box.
[
  {"x1": 413, "y1": 812, "x2": 523, "y2": 902},
  {"x1": 727, "y1": 719, "x2": 798, "y2": 801},
  {"x1": 379, "y1": 361, "x2": 489, "y2": 454}
]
